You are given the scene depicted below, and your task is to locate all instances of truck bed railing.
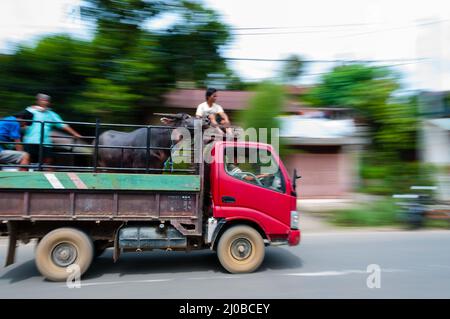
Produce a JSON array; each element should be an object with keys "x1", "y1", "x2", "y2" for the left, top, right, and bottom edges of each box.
[{"x1": 0, "y1": 118, "x2": 202, "y2": 174}]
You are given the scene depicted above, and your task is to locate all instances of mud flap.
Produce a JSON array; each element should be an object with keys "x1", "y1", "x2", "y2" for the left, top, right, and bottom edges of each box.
[
  {"x1": 113, "y1": 223, "x2": 124, "y2": 263},
  {"x1": 209, "y1": 219, "x2": 227, "y2": 250},
  {"x1": 5, "y1": 222, "x2": 17, "y2": 267}
]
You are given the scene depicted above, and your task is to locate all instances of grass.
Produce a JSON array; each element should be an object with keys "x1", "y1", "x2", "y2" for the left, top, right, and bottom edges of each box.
[
  {"x1": 424, "y1": 219, "x2": 450, "y2": 229},
  {"x1": 359, "y1": 161, "x2": 437, "y2": 195},
  {"x1": 328, "y1": 198, "x2": 402, "y2": 227},
  {"x1": 327, "y1": 197, "x2": 450, "y2": 229}
]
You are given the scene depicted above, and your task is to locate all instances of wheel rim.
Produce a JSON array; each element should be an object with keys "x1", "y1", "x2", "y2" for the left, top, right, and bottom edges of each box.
[
  {"x1": 230, "y1": 238, "x2": 252, "y2": 261},
  {"x1": 51, "y1": 243, "x2": 77, "y2": 267}
]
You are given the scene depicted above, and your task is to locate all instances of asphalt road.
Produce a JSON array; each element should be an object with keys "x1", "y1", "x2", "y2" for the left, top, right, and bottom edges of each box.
[{"x1": 1, "y1": 230, "x2": 450, "y2": 298}]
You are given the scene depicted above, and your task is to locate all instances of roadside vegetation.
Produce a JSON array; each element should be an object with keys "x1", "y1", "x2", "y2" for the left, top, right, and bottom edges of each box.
[
  {"x1": 326, "y1": 196, "x2": 449, "y2": 229},
  {"x1": 327, "y1": 198, "x2": 401, "y2": 227}
]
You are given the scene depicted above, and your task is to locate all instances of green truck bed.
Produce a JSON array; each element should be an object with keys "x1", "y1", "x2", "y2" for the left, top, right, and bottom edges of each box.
[{"x1": 0, "y1": 172, "x2": 203, "y2": 235}]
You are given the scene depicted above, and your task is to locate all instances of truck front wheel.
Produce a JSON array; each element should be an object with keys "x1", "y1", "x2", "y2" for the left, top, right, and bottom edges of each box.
[
  {"x1": 217, "y1": 225, "x2": 265, "y2": 273},
  {"x1": 35, "y1": 228, "x2": 94, "y2": 282}
]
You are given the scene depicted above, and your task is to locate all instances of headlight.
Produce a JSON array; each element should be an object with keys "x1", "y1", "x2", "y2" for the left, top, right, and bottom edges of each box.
[{"x1": 291, "y1": 211, "x2": 299, "y2": 229}]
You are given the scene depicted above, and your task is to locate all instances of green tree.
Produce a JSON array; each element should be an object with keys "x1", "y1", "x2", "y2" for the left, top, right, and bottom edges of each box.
[
  {"x1": 157, "y1": 1, "x2": 231, "y2": 85},
  {"x1": 0, "y1": 0, "x2": 233, "y2": 125},
  {"x1": 279, "y1": 54, "x2": 304, "y2": 84},
  {"x1": 0, "y1": 35, "x2": 92, "y2": 119},
  {"x1": 303, "y1": 64, "x2": 425, "y2": 194},
  {"x1": 78, "y1": 0, "x2": 231, "y2": 122},
  {"x1": 239, "y1": 82, "x2": 285, "y2": 143},
  {"x1": 81, "y1": 0, "x2": 163, "y2": 62},
  {"x1": 303, "y1": 64, "x2": 417, "y2": 159}
]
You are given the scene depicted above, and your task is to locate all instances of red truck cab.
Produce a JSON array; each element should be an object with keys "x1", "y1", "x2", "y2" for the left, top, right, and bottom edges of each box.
[{"x1": 208, "y1": 141, "x2": 300, "y2": 254}]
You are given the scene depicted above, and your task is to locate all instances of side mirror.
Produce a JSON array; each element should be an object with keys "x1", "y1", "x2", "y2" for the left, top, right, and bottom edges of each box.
[{"x1": 292, "y1": 168, "x2": 301, "y2": 192}]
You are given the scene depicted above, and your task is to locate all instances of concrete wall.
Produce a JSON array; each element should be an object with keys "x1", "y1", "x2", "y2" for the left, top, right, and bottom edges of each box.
[
  {"x1": 421, "y1": 122, "x2": 450, "y2": 165},
  {"x1": 420, "y1": 120, "x2": 450, "y2": 200},
  {"x1": 283, "y1": 152, "x2": 355, "y2": 198}
]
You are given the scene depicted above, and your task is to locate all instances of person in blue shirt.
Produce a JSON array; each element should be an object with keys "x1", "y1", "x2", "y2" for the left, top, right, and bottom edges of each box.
[
  {"x1": 24, "y1": 93, "x2": 82, "y2": 165},
  {"x1": 0, "y1": 110, "x2": 33, "y2": 170}
]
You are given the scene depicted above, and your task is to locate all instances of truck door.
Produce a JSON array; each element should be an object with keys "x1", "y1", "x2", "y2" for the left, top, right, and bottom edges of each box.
[{"x1": 217, "y1": 146, "x2": 292, "y2": 228}]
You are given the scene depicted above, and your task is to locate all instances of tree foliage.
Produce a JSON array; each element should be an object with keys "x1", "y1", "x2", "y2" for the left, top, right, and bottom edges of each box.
[
  {"x1": 303, "y1": 64, "x2": 418, "y2": 159},
  {"x1": 0, "y1": 0, "x2": 232, "y2": 124},
  {"x1": 279, "y1": 54, "x2": 304, "y2": 84},
  {"x1": 239, "y1": 82, "x2": 285, "y2": 143}
]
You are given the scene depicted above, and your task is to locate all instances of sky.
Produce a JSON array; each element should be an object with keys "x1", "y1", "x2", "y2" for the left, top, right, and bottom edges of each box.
[{"x1": 1, "y1": 0, "x2": 450, "y2": 91}]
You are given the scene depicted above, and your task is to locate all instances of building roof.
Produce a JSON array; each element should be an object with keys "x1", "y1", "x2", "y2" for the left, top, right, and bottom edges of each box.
[
  {"x1": 279, "y1": 116, "x2": 356, "y2": 138},
  {"x1": 425, "y1": 118, "x2": 450, "y2": 131},
  {"x1": 163, "y1": 88, "x2": 309, "y2": 112},
  {"x1": 279, "y1": 116, "x2": 368, "y2": 145},
  {"x1": 163, "y1": 89, "x2": 253, "y2": 110}
]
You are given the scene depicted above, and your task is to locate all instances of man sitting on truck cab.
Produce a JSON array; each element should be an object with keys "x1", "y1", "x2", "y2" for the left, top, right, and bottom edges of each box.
[{"x1": 196, "y1": 88, "x2": 233, "y2": 136}]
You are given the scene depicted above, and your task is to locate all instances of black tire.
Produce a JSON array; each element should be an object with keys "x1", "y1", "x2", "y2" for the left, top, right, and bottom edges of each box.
[
  {"x1": 35, "y1": 228, "x2": 94, "y2": 282},
  {"x1": 217, "y1": 225, "x2": 265, "y2": 273}
]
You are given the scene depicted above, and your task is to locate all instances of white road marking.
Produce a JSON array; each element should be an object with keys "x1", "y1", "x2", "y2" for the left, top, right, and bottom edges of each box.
[
  {"x1": 186, "y1": 276, "x2": 241, "y2": 280},
  {"x1": 285, "y1": 270, "x2": 366, "y2": 277},
  {"x1": 302, "y1": 230, "x2": 450, "y2": 237},
  {"x1": 62, "y1": 278, "x2": 171, "y2": 288},
  {"x1": 44, "y1": 173, "x2": 65, "y2": 189},
  {"x1": 57, "y1": 275, "x2": 248, "y2": 289},
  {"x1": 60, "y1": 276, "x2": 243, "y2": 288},
  {"x1": 285, "y1": 268, "x2": 405, "y2": 277},
  {"x1": 429, "y1": 264, "x2": 450, "y2": 269}
]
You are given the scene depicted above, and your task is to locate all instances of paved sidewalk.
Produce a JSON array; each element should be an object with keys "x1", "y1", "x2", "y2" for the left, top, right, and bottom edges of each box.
[
  {"x1": 298, "y1": 212, "x2": 338, "y2": 233},
  {"x1": 297, "y1": 198, "x2": 407, "y2": 234},
  {"x1": 298, "y1": 212, "x2": 410, "y2": 234}
]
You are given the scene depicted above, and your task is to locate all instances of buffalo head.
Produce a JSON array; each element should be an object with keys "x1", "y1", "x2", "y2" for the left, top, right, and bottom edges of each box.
[{"x1": 155, "y1": 113, "x2": 210, "y2": 129}]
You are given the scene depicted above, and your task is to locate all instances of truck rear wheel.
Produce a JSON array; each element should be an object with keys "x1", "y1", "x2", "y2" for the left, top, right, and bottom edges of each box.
[
  {"x1": 217, "y1": 225, "x2": 265, "y2": 273},
  {"x1": 35, "y1": 228, "x2": 94, "y2": 282}
]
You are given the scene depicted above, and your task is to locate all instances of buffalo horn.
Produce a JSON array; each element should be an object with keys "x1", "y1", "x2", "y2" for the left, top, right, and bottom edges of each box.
[{"x1": 154, "y1": 113, "x2": 184, "y2": 119}]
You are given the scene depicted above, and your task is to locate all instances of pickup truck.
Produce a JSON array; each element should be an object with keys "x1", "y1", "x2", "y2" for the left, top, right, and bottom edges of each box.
[{"x1": 0, "y1": 119, "x2": 300, "y2": 281}]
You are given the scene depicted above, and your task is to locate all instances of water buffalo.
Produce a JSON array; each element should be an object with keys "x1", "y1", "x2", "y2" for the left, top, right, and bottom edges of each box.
[{"x1": 96, "y1": 113, "x2": 208, "y2": 172}]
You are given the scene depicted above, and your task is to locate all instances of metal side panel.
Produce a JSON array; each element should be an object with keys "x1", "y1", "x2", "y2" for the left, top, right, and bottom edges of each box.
[
  {"x1": 0, "y1": 172, "x2": 200, "y2": 191},
  {"x1": 0, "y1": 190, "x2": 202, "y2": 236}
]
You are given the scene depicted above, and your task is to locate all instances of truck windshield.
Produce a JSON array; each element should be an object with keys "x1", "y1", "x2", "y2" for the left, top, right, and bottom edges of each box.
[{"x1": 224, "y1": 147, "x2": 285, "y2": 193}]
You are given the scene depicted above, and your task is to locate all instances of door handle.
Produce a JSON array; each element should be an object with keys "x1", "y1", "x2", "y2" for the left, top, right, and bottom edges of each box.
[{"x1": 222, "y1": 196, "x2": 236, "y2": 203}]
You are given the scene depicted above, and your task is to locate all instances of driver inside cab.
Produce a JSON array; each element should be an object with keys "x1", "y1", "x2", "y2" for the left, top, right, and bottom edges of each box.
[
  {"x1": 224, "y1": 148, "x2": 284, "y2": 192},
  {"x1": 226, "y1": 153, "x2": 270, "y2": 182}
]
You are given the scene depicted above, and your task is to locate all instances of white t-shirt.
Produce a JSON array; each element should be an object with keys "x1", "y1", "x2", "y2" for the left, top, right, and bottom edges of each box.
[{"x1": 195, "y1": 102, "x2": 224, "y2": 118}]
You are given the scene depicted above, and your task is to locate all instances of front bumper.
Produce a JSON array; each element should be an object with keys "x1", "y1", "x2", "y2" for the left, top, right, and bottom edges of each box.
[
  {"x1": 288, "y1": 229, "x2": 301, "y2": 246},
  {"x1": 268, "y1": 229, "x2": 301, "y2": 246}
]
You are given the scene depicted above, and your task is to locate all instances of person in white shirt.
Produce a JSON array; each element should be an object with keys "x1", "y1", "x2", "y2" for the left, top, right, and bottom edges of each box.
[{"x1": 195, "y1": 88, "x2": 231, "y2": 130}]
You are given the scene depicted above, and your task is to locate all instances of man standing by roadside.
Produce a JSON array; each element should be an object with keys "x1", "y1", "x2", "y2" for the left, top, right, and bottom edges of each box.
[
  {"x1": 0, "y1": 110, "x2": 33, "y2": 171},
  {"x1": 24, "y1": 93, "x2": 82, "y2": 166}
]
